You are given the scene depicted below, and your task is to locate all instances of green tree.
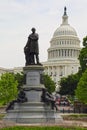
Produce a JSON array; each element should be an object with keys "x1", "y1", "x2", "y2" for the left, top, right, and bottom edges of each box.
[
  {"x1": 79, "y1": 36, "x2": 87, "y2": 72},
  {"x1": 59, "y1": 73, "x2": 80, "y2": 96},
  {"x1": 79, "y1": 48, "x2": 87, "y2": 72},
  {"x1": 0, "y1": 73, "x2": 18, "y2": 104},
  {"x1": 43, "y1": 74, "x2": 56, "y2": 93},
  {"x1": 75, "y1": 69, "x2": 87, "y2": 104},
  {"x1": 83, "y1": 36, "x2": 87, "y2": 47},
  {"x1": 14, "y1": 72, "x2": 25, "y2": 89}
]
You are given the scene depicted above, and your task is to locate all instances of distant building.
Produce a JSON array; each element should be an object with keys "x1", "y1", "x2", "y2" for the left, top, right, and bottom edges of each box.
[
  {"x1": 0, "y1": 67, "x2": 23, "y2": 76},
  {"x1": 12, "y1": 67, "x2": 23, "y2": 74},
  {"x1": 0, "y1": 67, "x2": 12, "y2": 77},
  {"x1": 42, "y1": 7, "x2": 81, "y2": 90}
]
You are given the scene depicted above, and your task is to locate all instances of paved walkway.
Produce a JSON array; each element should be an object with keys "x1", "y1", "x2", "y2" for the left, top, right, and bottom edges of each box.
[{"x1": 0, "y1": 120, "x2": 87, "y2": 128}]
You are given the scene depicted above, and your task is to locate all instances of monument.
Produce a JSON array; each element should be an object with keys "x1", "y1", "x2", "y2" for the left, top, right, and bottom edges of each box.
[{"x1": 4, "y1": 28, "x2": 63, "y2": 124}]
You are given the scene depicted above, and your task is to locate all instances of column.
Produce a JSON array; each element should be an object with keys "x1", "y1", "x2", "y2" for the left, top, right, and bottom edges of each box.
[
  {"x1": 66, "y1": 49, "x2": 68, "y2": 57},
  {"x1": 52, "y1": 51, "x2": 53, "y2": 58},
  {"x1": 60, "y1": 49, "x2": 62, "y2": 57},
  {"x1": 61, "y1": 49, "x2": 63, "y2": 57},
  {"x1": 48, "y1": 66, "x2": 50, "y2": 75},
  {"x1": 73, "y1": 50, "x2": 75, "y2": 57},
  {"x1": 75, "y1": 50, "x2": 76, "y2": 57},
  {"x1": 50, "y1": 51, "x2": 52, "y2": 58},
  {"x1": 65, "y1": 49, "x2": 66, "y2": 56},
  {"x1": 51, "y1": 51, "x2": 52, "y2": 58},
  {"x1": 69, "y1": 49, "x2": 70, "y2": 57},
  {"x1": 67, "y1": 49, "x2": 69, "y2": 57},
  {"x1": 63, "y1": 49, "x2": 64, "y2": 57},
  {"x1": 58, "y1": 50, "x2": 59, "y2": 57},
  {"x1": 59, "y1": 50, "x2": 60, "y2": 57},
  {"x1": 56, "y1": 50, "x2": 57, "y2": 57},
  {"x1": 76, "y1": 50, "x2": 78, "y2": 57},
  {"x1": 64, "y1": 49, "x2": 65, "y2": 57},
  {"x1": 48, "y1": 52, "x2": 49, "y2": 59},
  {"x1": 70, "y1": 49, "x2": 71, "y2": 57}
]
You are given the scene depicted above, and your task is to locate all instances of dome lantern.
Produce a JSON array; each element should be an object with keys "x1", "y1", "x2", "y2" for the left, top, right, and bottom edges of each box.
[
  {"x1": 64, "y1": 6, "x2": 67, "y2": 15},
  {"x1": 61, "y1": 6, "x2": 69, "y2": 25}
]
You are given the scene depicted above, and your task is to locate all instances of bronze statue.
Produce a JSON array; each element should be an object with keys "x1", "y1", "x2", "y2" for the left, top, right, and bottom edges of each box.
[
  {"x1": 41, "y1": 88, "x2": 58, "y2": 111},
  {"x1": 24, "y1": 28, "x2": 41, "y2": 65},
  {"x1": 6, "y1": 90, "x2": 27, "y2": 111}
]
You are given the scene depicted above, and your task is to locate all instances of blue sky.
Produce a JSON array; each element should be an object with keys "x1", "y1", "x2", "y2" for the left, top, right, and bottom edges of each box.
[{"x1": 0, "y1": 0, "x2": 87, "y2": 68}]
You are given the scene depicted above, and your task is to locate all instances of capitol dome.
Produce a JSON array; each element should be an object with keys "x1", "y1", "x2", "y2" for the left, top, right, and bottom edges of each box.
[
  {"x1": 53, "y1": 25, "x2": 77, "y2": 37},
  {"x1": 48, "y1": 7, "x2": 80, "y2": 62},
  {"x1": 43, "y1": 7, "x2": 81, "y2": 87},
  {"x1": 53, "y1": 7, "x2": 77, "y2": 38}
]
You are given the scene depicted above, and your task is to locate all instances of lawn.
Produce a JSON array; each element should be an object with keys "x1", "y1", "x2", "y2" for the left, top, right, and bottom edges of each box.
[{"x1": 0, "y1": 126, "x2": 87, "y2": 130}]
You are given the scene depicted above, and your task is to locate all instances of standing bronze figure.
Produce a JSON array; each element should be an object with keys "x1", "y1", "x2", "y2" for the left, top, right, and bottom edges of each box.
[{"x1": 24, "y1": 28, "x2": 41, "y2": 65}]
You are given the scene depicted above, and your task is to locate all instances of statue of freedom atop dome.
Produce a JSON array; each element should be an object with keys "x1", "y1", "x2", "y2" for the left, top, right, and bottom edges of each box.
[{"x1": 24, "y1": 28, "x2": 41, "y2": 66}]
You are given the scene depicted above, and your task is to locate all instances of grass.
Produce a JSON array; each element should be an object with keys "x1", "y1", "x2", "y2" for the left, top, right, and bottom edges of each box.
[{"x1": 0, "y1": 126, "x2": 87, "y2": 130}]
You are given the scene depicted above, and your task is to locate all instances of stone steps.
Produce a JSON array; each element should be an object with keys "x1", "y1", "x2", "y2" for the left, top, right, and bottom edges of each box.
[
  {"x1": 14, "y1": 102, "x2": 51, "y2": 111},
  {"x1": 4, "y1": 102, "x2": 63, "y2": 123}
]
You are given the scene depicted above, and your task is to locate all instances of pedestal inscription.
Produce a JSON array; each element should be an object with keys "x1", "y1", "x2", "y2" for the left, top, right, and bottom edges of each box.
[
  {"x1": 25, "y1": 90, "x2": 42, "y2": 102},
  {"x1": 26, "y1": 71, "x2": 40, "y2": 86}
]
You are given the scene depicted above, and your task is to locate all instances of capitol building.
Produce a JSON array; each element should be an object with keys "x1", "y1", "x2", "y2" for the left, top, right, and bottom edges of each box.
[
  {"x1": 0, "y1": 7, "x2": 81, "y2": 90},
  {"x1": 43, "y1": 7, "x2": 81, "y2": 87}
]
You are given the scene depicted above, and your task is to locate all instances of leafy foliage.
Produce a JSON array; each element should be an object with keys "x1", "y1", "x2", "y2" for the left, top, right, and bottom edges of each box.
[
  {"x1": 59, "y1": 73, "x2": 80, "y2": 96},
  {"x1": 43, "y1": 74, "x2": 56, "y2": 93},
  {"x1": 79, "y1": 47, "x2": 87, "y2": 72},
  {"x1": 13, "y1": 72, "x2": 25, "y2": 89},
  {"x1": 75, "y1": 69, "x2": 87, "y2": 104},
  {"x1": 79, "y1": 36, "x2": 87, "y2": 72},
  {"x1": 0, "y1": 73, "x2": 18, "y2": 104},
  {"x1": 83, "y1": 36, "x2": 87, "y2": 47}
]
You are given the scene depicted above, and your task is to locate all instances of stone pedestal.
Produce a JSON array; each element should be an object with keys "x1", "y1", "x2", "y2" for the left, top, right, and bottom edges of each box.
[{"x1": 4, "y1": 65, "x2": 63, "y2": 124}]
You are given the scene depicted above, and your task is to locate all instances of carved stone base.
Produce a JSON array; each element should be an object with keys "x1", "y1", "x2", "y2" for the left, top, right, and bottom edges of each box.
[
  {"x1": 4, "y1": 65, "x2": 63, "y2": 124},
  {"x1": 4, "y1": 102, "x2": 63, "y2": 124}
]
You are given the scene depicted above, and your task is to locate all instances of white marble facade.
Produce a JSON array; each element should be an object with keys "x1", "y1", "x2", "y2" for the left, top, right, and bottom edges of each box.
[{"x1": 42, "y1": 7, "x2": 81, "y2": 90}]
